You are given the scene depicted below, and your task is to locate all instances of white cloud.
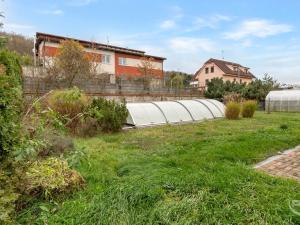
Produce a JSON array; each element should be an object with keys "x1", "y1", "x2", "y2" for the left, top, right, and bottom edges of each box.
[
  {"x1": 224, "y1": 19, "x2": 292, "y2": 40},
  {"x1": 169, "y1": 37, "x2": 216, "y2": 53},
  {"x1": 186, "y1": 14, "x2": 231, "y2": 32},
  {"x1": 171, "y1": 6, "x2": 184, "y2": 19},
  {"x1": 38, "y1": 9, "x2": 63, "y2": 15},
  {"x1": 160, "y1": 20, "x2": 176, "y2": 29},
  {"x1": 66, "y1": 0, "x2": 97, "y2": 6}
]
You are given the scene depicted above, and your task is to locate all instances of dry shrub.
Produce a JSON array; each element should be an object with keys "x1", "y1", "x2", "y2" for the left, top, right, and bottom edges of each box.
[
  {"x1": 224, "y1": 92, "x2": 243, "y2": 103},
  {"x1": 241, "y1": 100, "x2": 257, "y2": 118},
  {"x1": 18, "y1": 157, "x2": 84, "y2": 199},
  {"x1": 225, "y1": 101, "x2": 241, "y2": 120},
  {"x1": 38, "y1": 133, "x2": 75, "y2": 157},
  {"x1": 46, "y1": 87, "x2": 89, "y2": 132}
]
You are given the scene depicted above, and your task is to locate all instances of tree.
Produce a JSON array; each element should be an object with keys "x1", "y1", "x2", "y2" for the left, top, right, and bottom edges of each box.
[
  {"x1": 170, "y1": 73, "x2": 184, "y2": 89},
  {"x1": 242, "y1": 73, "x2": 279, "y2": 101},
  {"x1": 138, "y1": 57, "x2": 155, "y2": 91},
  {"x1": 165, "y1": 71, "x2": 193, "y2": 88},
  {"x1": 0, "y1": 12, "x2": 8, "y2": 49},
  {"x1": 46, "y1": 40, "x2": 92, "y2": 88}
]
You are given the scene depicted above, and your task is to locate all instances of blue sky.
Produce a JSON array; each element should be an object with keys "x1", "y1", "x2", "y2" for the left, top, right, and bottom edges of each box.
[{"x1": 1, "y1": 0, "x2": 300, "y2": 83}]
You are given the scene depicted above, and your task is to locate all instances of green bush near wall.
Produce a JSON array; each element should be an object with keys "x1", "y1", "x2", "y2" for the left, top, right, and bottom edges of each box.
[{"x1": 0, "y1": 50, "x2": 22, "y2": 160}]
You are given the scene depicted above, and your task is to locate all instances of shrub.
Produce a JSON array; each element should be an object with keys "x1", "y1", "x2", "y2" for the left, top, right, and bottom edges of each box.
[
  {"x1": 224, "y1": 92, "x2": 243, "y2": 104},
  {"x1": 225, "y1": 102, "x2": 241, "y2": 120},
  {"x1": 47, "y1": 87, "x2": 89, "y2": 131},
  {"x1": 241, "y1": 100, "x2": 257, "y2": 118},
  {"x1": 38, "y1": 133, "x2": 75, "y2": 157},
  {"x1": 18, "y1": 157, "x2": 84, "y2": 199},
  {"x1": 87, "y1": 98, "x2": 128, "y2": 132},
  {"x1": 280, "y1": 124, "x2": 288, "y2": 130},
  {"x1": 0, "y1": 170, "x2": 19, "y2": 224},
  {"x1": 0, "y1": 50, "x2": 22, "y2": 160}
]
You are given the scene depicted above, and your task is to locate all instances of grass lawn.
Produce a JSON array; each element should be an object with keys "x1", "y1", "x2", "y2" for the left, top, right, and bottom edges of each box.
[{"x1": 18, "y1": 112, "x2": 300, "y2": 224}]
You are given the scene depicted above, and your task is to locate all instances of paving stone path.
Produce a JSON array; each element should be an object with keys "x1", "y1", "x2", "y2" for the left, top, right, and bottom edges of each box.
[{"x1": 255, "y1": 146, "x2": 300, "y2": 182}]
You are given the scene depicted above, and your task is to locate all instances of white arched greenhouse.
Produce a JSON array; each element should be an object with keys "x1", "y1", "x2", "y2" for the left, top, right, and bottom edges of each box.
[
  {"x1": 265, "y1": 90, "x2": 300, "y2": 112},
  {"x1": 126, "y1": 99, "x2": 225, "y2": 127}
]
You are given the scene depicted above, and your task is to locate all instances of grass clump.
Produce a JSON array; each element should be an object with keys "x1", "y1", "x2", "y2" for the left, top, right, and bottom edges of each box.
[
  {"x1": 225, "y1": 101, "x2": 241, "y2": 119},
  {"x1": 241, "y1": 100, "x2": 257, "y2": 118},
  {"x1": 18, "y1": 157, "x2": 84, "y2": 199}
]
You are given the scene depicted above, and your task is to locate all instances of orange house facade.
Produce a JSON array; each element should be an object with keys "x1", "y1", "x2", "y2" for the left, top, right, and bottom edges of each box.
[
  {"x1": 194, "y1": 58, "x2": 255, "y2": 90},
  {"x1": 35, "y1": 32, "x2": 166, "y2": 78}
]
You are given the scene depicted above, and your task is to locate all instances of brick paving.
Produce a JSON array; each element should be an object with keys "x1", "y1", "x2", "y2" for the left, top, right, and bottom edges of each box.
[{"x1": 255, "y1": 146, "x2": 300, "y2": 182}]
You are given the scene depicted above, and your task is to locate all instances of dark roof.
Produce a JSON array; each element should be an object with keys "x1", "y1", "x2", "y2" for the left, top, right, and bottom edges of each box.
[
  {"x1": 205, "y1": 58, "x2": 255, "y2": 78},
  {"x1": 35, "y1": 32, "x2": 166, "y2": 60}
]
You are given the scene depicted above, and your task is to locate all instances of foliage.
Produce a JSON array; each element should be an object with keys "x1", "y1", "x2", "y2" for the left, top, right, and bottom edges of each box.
[
  {"x1": 164, "y1": 71, "x2": 193, "y2": 87},
  {"x1": 87, "y1": 98, "x2": 128, "y2": 132},
  {"x1": 224, "y1": 92, "x2": 243, "y2": 103},
  {"x1": 0, "y1": 31, "x2": 34, "y2": 56},
  {"x1": 138, "y1": 57, "x2": 156, "y2": 90},
  {"x1": 242, "y1": 74, "x2": 279, "y2": 101},
  {"x1": 170, "y1": 73, "x2": 184, "y2": 89},
  {"x1": 205, "y1": 74, "x2": 278, "y2": 101},
  {"x1": 241, "y1": 100, "x2": 257, "y2": 118},
  {"x1": 17, "y1": 112, "x2": 300, "y2": 224},
  {"x1": 225, "y1": 101, "x2": 241, "y2": 119},
  {"x1": 47, "y1": 87, "x2": 89, "y2": 131},
  {"x1": 0, "y1": 170, "x2": 19, "y2": 224},
  {"x1": 18, "y1": 158, "x2": 84, "y2": 199},
  {"x1": 280, "y1": 124, "x2": 288, "y2": 130},
  {"x1": 46, "y1": 40, "x2": 92, "y2": 88},
  {"x1": 0, "y1": 50, "x2": 22, "y2": 160}
]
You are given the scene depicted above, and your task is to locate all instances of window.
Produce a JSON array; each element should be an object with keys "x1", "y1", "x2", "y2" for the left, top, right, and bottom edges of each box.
[
  {"x1": 205, "y1": 79, "x2": 209, "y2": 84},
  {"x1": 233, "y1": 66, "x2": 238, "y2": 72},
  {"x1": 102, "y1": 54, "x2": 110, "y2": 64},
  {"x1": 118, "y1": 57, "x2": 127, "y2": 66},
  {"x1": 233, "y1": 78, "x2": 236, "y2": 82},
  {"x1": 211, "y1": 66, "x2": 214, "y2": 73},
  {"x1": 205, "y1": 67, "x2": 209, "y2": 74},
  {"x1": 240, "y1": 79, "x2": 242, "y2": 84}
]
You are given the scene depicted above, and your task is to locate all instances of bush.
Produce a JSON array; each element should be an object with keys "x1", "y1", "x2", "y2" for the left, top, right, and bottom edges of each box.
[
  {"x1": 18, "y1": 157, "x2": 84, "y2": 199},
  {"x1": 241, "y1": 100, "x2": 257, "y2": 118},
  {"x1": 87, "y1": 98, "x2": 128, "y2": 133},
  {"x1": 0, "y1": 50, "x2": 22, "y2": 160},
  {"x1": 38, "y1": 133, "x2": 75, "y2": 158},
  {"x1": 224, "y1": 92, "x2": 243, "y2": 104},
  {"x1": 0, "y1": 169, "x2": 19, "y2": 224},
  {"x1": 225, "y1": 102, "x2": 241, "y2": 120},
  {"x1": 47, "y1": 87, "x2": 89, "y2": 131}
]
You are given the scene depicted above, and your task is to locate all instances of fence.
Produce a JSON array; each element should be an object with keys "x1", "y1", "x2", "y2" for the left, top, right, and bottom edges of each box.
[{"x1": 22, "y1": 76, "x2": 202, "y2": 102}]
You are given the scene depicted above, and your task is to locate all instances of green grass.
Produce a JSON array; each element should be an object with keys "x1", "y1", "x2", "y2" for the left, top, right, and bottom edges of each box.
[{"x1": 18, "y1": 112, "x2": 300, "y2": 224}]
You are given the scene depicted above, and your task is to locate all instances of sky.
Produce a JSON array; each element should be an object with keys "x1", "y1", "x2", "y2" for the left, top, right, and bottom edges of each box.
[{"x1": 1, "y1": 0, "x2": 300, "y2": 84}]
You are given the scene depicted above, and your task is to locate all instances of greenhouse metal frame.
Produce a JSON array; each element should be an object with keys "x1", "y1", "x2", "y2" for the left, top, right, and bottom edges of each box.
[{"x1": 126, "y1": 99, "x2": 225, "y2": 127}]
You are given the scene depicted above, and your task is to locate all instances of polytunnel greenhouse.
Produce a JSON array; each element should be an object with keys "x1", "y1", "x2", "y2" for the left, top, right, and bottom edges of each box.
[
  {"x1": 265, "y1": 90, "x2": 300, "y2": 112},
  {"x1": 126, "y1": 99, "x2": 225, "y2": 127}
]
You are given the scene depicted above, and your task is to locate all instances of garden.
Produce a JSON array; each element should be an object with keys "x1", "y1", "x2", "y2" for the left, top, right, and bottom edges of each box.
[{"x1": 1, "y1": 37, "x2": 300, "y2": 225}]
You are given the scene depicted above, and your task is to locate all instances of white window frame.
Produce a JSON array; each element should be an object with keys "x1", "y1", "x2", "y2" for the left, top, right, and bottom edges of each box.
[
  {"x1": 102, "y1": 54, "x2": 111, "y2": 64},
  {"x1": 119, "y1": 57, "x2": 127, "y2": 66}
]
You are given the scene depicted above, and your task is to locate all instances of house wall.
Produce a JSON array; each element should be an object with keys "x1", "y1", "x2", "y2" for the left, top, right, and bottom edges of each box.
[
  {"x1": 115, "y1": 53, "x2": 163, "y2": 78},
  {"x1": 38, "y1": 41, "x2": 164, "y2": 78},
  {"x1": 196, "y1": 62, "x2": 253, "y2": 88}
]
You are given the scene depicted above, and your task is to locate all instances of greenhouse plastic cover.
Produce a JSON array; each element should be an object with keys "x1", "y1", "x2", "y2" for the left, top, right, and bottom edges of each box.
[
  {"x1": 126, "y1": 99, "x2": 225, "y2": 127},
  {"x1": 265, "y1": 90, "x2": 300, "y2": 112}
]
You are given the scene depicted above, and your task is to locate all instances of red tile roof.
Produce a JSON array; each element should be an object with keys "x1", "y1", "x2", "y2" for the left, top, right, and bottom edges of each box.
[
  {"x1": 194, "y1": 58, "x2": 255, "y2": 79},
  {"x1": 35, "y1": 32, "x2": 166, "y2": 60}
]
